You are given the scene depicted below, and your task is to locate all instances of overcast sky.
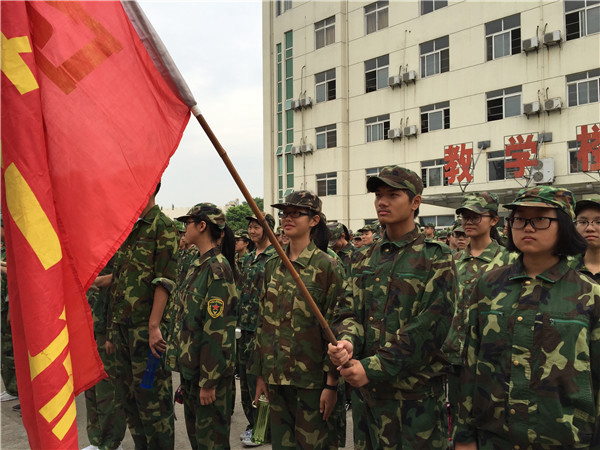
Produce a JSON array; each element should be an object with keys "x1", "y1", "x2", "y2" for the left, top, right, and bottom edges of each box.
[{"x1": 140, "y1": 1, "x2": 264, "y2": 209}]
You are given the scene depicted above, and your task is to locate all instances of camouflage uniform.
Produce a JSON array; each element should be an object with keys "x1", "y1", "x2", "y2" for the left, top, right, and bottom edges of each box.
[
  {"x1": 85, "y1": 257, "x2": 127, "y2": 450},
  {"x1": 328, "y1": 222, "x2": 354, "y2": 277},
  {"x1": 570, "y1": 195, "x2": 600, "y2": 283},
  {"x1": 333, "y1": 166, "x2": 455, "y2": 450},
  {"x1": 0, "y1": 240, "x2": 17, "y2": 397},
  {"x1": 248, "y1": 214, "x2": 346, "y2": 449},
  {"x1": 108, "y1": 204, "x2": 178, "y2": 450}
]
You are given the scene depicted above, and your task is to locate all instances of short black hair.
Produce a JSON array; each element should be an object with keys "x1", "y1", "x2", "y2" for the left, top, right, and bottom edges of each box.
[
  {"x1": 153, "y1": 181, "x2": 162, "y2": 197},
  {"x1": 506, "y1": 208, "x2": 587, "y2": 256},
  {"x1": 341, "y1": 224, "x2": 350, "y2": 241}
]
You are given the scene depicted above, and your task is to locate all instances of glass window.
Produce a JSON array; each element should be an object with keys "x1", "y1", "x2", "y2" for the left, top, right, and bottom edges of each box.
[
  {"x1": 567, "y1": 69, "x2": 600, "y2": 106},
  {"x1": 420, "y1": 0, "x2": 448, "y2": 15},
  {"x1": 485, "y1": 14, "x2": 521, "y2": 61},
  {"x1": 365, "y1": 114, "x2": 390, "y2": 143},
  {"x1": 420, "y1": 36, "x2": 449, "y2": 78},
  {"x1": 487, "y1": 150, "x2": 517, "y2": 181},
  {"x1": 365, "y1": 55, "x2": 389, "y2": 93},
  {"x1": 568, "y1": 140, "x2": 585, "y2": 173},
  {"x1": 420, "y1": 215, "x2": 454, "y2": 227},
  {"x1": 365, "y1": 1, "x2": 389, "y2": 34},
  {"x1": 315, "y1": 16, "x2": 335, "y2": 49},
  {"x1": 420, "y1": 101, "x2": 450, "y2": 133},
  {"x1": 316, "y1": 124, "x2": 337, "y2": 150},
  {"x1": 486, "y1": 86, "x2": 522, "y2": 121},
  {"x1": 566, "y1": 0, "x2": 600, "y2": 40},
  {"x1": 421, "y1": 159, "x2": 448, "y2": 187},
  {"x1": 315, "y1": 69, "x2": 336, "y2": 103},
  {"x1": 316, "y1": 172, "x2": 337, "y2": 196}
]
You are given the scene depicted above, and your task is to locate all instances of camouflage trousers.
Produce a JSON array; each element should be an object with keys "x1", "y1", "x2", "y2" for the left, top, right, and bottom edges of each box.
[
  {"x1": 238, "y1": 330, "x2": 257, "y2": 430},
  {"x1": 267, "y1": 384, "x2": 339, "y2": 450},
  {"x1": 112, "y1": 324, "x2": 174, "y2": 450},
  {"x1": 85, "y1": 338, "x2": 126, "y2": 450},
  {"x1": 1, "y1": 309, "x2": 17, "y2": 396},
  {"x1": 181, "y1": 375, "x2": 233, "y2": 450},
  {"x1": 475, "y1": 431, "x2": 572, "y2": 450},
  {"x1": 351, "y1": 383, "x2": 448, "y2": 450}
]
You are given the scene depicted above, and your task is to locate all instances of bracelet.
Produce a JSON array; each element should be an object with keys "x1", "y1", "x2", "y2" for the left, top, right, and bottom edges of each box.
[{"x1": 324, "y1": 383, "x2": 337, "y2": 391}]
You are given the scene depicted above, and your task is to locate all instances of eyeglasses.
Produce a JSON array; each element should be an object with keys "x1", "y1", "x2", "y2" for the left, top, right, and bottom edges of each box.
[
  {"x1": 278, "y1": 211, "x2": 310, "y2": 219},
  {"x1": 352, "y1": 237, "x2": 362, "y2": 242},
  {"x1": 184, "y1": 221, "x2": 195, "y2": 227},
  {"x1": 459, "y1": 214, "x2": 493, "y2": 224},
  {"x1": 453, "y1": 232, "x2": 467, "y2": 239},
  {"x1": 575, "y1": 219, "x2": 600, "y2": 228},
  {"x1": 507, "y1": 217, "x2": 558, "y2": 230}
]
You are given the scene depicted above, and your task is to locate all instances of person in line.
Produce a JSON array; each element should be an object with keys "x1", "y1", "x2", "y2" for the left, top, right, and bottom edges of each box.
[
  {"x1": 571, "y1": 194, "x2": 600, "y2": 282},
  {"x1": 250, "y1": 191, "x2": 345, "y2": 449},
  {"x1": 329, "y1": 166, "x2": 456, "y2": 449},
  {"x1": 327, "y1": 222, "x2": 354, "y2": 277},
  {"x1": 454, "y1": 186, "x2": 599, "y2": 449}
]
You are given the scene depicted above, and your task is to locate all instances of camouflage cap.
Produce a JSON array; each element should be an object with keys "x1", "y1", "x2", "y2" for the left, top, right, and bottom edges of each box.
[
  {"x1": 357, "y1": 223, "x2": 378, "y2": 233},
  {"x1": 246, "y1": 212, "x2": 276, "y2": 230},
  {"x1": 271, "y1": 190, "x2": 322, "y2": 213},
  {"x1": 366, "y1": 165, "x2": 424, "y2": 195},
  {"x1": 503, "y1": 186, "x2": 576, "y2": 220},
  {"x1": 174, "y1": 221, "x2": 186, "y2": 233},
  {"x1": 451, "y1": 220, "x2": 464, "y2": 233},
  {"x1": 424, "y1": 222, "x2": 435, "y2": 228},
  {"x1": 456, "y1": 192, "x2": 499, "y2": 215},
  {"x1": 176, "y1": 203, "x2": 226, "y2": 230},
  {"x1": 575, "y1": 194, "x2": 600, "y2": 216},
  {"x1": 327, "y1": 222, "x2": 344, "y2": 242},
  {"x1": 235, "y1": 230, "x2": 250, "y2": 240}
]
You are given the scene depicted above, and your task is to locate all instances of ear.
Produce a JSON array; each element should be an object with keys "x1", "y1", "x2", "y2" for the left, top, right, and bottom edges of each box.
[
  {"x1": 309, "y1": 213, "x2": 321, "y2": 228},
  {"x1": 490, "y1": 215, "x2": 499, "y2": 227},
  {"x1": 411, "y1": 194, "x2": 422, "y2": 212},
  {"x1": 197, "y1": 221, "x2": 207, "y2": 232}
]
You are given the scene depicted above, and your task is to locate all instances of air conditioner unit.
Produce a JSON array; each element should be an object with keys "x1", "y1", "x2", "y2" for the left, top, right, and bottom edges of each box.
[
  {"x1": 388, "y1": 74, "x2": 401, "y2": 88},
  {"x1": 299, "y1": 97, "x2": 313, "y2": 108},
  {"x1": 291, "y1": 145, "x2": 303, "y2": 155},
  {"x1": 403, "y1": 125, "x2": 417, "y2": 137},
  {"x1": 287, "y1": 100, "x2": 300, "y2": 111},
  {"x1": 543, "y1": 30, "x2": 561, "y2": 46},
  {"x1": 530, "y1": 158, "x2": 554, "y2": 184},
  {"x1": 523, "y1": 101, "x2": 541, "y2": 116},
  {"x1": 402, "y1": 70, "x2": 417, "y2": 84},
  {"x1": 522, "y1": 36, "x2": 539, "y2": 53},
  {"x1": 387, "y1": 128, "x2": 402, "y2": 140},
  {"x1": 301, "y1": 143, "x2": 314, "y2": 154},
  {"x1": 544, "y1": 97, "x2": 562, "y2": 112}
]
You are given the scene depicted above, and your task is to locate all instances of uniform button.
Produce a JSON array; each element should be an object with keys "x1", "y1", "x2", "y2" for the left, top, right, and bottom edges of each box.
[
  {"x1": 372, "y1": 388, "x2": 376, "y2": 392},
  {"x1": 375, "y1": 277, "x2": 380, "y2": 282},
  {"x1": 369, "y1": 316, "x2": 374, "y2": 322},
  {"x1": 514, "y1": 446, "x2": 520, "y2": 450},
  {"x1": 517, "y1": 316, "x2": 523, "y2": 322},
  {"x1": 465, "y1": 280, "x2": 471, "y2": 284},
  {"x1": 510, "y1": 408, "x2": 516, "y2": 415},
  {"x1": 513, "y1": 360, "x2": 519, "y2": 366},
  {"x1": 384, "y1": 248, "x2": 389, "y2": 252},
  {"x1": 524, "y1": 280, "x2": 531, "y2": 285}
]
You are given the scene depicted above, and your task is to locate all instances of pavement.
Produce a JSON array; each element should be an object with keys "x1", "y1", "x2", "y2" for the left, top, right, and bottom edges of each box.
[{"x1": 1, "y1": 376, "x2": 353, "y2": 449}]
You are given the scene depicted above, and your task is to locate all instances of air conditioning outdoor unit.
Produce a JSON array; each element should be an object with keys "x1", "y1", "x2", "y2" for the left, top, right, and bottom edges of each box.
[
  {"x1": 402, "y1": 70, "x2": 417, "y2": 84},
  {"x1": 531, "y1": 158, "x2": 554, "y2": 184},
  {"x1": 522, "y1": 36, "x2": 539, "y2": 53},
  {"x1": 387, "y1": 128, "x2": 402, "y2": 140},
  {"x1": 403, "y1": 125, "x2": 417, "y2": 137},
  {"x1": 299, "y1": 97, "x2": 313, "y2": 108},
  {"x1": 544, "y1": 97, "x2": 562, "y2": 112},
  {"x1": 301, "y1": 143, "x2": 314, "y2": 154},
  {"x1": 291, "y1": 145, "x2": 303, "y2": 155},
  {"x1": 388, "y1": 74, "x2": 401, "y2": 88},
  {"x1": 523, "y1": 101, "x2": 541, "y2": 116},
  {"x1": 543, "y1": 30, "x2": 561, "y2": 46},
  {"x1": 287, "y1": 100, "x2": 300, "y2": 110}
]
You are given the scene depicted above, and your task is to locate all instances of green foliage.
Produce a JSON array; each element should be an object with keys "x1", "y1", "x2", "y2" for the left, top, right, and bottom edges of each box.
[{"x1": 226, "y1": 197, "x2": 264, "y2": 232}]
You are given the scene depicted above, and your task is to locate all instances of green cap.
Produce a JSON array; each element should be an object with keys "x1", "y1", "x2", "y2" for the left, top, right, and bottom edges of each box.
[
  {"x1": 424, "y1": 222, "x2": 435, "y2": 228},
  {"x1": 575, "y1": 194, "x2": 600, "y2": 216},
  {"x1": 174, "y1": 221, "x2": 186, "y2": 233},
  {"x1": 246, "y1": 212, "x2": 276, "y2": 230},
  {"x1": 357, "y1": 223, "x2": 378, "y2": 233},
  {"x1": 451, "y1": 220, "x2": 464, "y2": 233},
  {"x1": 457, "y1": 192, "x2": 499, "y2": 215},
  {"x1": 176, "y1": 203, "x2": 226, "y2": 230},
  {"x1": 235, "y1": 230, "x2": 250, "y2": 240},
  {"x1": 327, "y1": 222, "x2": 344, "y2": 242},
  {"x1": 272, "y1": 190, "x2": 322, "y2": 213},
  {"x1": 503, "y1": 186, "x2": 576, "y2": 220},
  {"x1": 366, "y1": 165, "x2": 424, "y2": 195},
  {"x1": 275, "y1": 226, "x2": 283, "y2": 235}
]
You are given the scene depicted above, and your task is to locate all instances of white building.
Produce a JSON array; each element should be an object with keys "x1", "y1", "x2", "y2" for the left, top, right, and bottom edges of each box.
[{"x1": 262, "y1": 0, "x2": 600, "y2": 231}]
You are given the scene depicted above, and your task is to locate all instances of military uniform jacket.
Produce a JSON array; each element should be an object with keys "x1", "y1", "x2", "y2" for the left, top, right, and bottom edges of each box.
[
  {"x1": 443, "y1": 240, "x2": 515, "y2": 365},
  {"x1": 166, "y1": 247, "x2": 238, "y2": 388},
  {"x1": 249, "y1": 241, "x2": 345, "y2": 389},
  {"x1": 332, "y1": 226, "x2": 455, "y2": 399},
  {"x1": 456, "y1": 257, "x2": 600, "y2": 447},
  {"x1": 568, "y1": 254, "x2": 600, "y2": 284},
  {"x1": 336, "y1": 242, "x2": 354, "y2": 277},
  {"x1": 108, "y1": 205, "x2": 178, "y2": 328}
]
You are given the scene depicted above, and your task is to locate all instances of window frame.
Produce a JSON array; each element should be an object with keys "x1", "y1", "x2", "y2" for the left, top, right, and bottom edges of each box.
[
  {"x1": 315, "y1": 69, "x2": 336, "y2": 103},
  {"x1": 420, "y1": 0, "x2": 448, "y2": 15},
  {"x1": 365, "y1": 114, "x2": 390, "y2": 143},
  {"x1": 568, "y1": 140, "x2": 585, "y2": 174},
  {"x1": 486, "y1": 86, "x2": 522, "y2": 121},
  {"x1": 421, "y1": 158, "x2": 448, "y2": 187},
  {"x1": 567, "y1": 69, "x2": 600, "y2": 107},
  {"x1": 485, "y1": 14, "x2": 521, "y2": 61},
  {"x1": 316, "y1": 124, "x2": 337, "y2": 150},
  {"x1": 420, "y1": 35, "x2": 449, "y2": 78},
  {"x1": 316, "y1": 172, "x2": 337, "y2": 197},
  {"x1": 566, "y1": 0, "x2": 600, "y2": 41},
  {"x1": 365, "y1": 55, "x2": 389, "y2": 93},
  {"x1": 365, "y1": 1, "x2": 389, "y2": 35},
  {"x1": 421, "y1": 101, "x2": 450, "y2": 133},
  {"x1": 315, "y1": 16, "x2": 335, "y2": 49},
  {"x1": 487, "y1": 150, "x2": 517, "y2": 181}
]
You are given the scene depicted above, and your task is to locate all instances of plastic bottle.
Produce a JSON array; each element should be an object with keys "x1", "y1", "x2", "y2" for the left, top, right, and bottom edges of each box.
[
  {"x1": 252, "y1": 394, "x2": 270, "y2": 444},
  {"x1": 140, "y1": 350, "x2": 161, "y2": 389}
]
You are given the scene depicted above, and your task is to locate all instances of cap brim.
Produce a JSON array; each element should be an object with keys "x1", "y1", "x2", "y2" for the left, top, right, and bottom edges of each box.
[
  {"x1": 366, "y1": 176, "x2": 410, "y2": 193},
  {"x1": 271, "y1": 202, "x2": 318, "y2": 212},
  {"x1": 575, "y1": 199, "x2": 600, "y2": 215},
  {"x1": 456, "y1": 206, "x2": 489, "y2": 215},
  {"x1": 175, "y1": 215, "x2": 193, "y2": 222},
  {"x1": 502, "y1": 201, "x2": 555, "y2": 210},
  {"x1": 246, "y1": 215, "x2": 259, "y2": 222}
]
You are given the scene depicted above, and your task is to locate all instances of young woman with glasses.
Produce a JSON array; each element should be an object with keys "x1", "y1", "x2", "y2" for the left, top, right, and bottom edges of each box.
[
  {"x1": 571, "y1": 195, "x2": 600, "y2": 282},
  {"x1": 248, "y1": 190, "x2": 345, "y2": 449},
  {"x1": 454, "y1": 187, "x2": 600, "y2": 450}
]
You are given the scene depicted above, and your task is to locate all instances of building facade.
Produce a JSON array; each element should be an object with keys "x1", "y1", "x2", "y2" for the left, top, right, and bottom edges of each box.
[{"x1": 262, "y1": 0, "x2": 600, "y2": 231}]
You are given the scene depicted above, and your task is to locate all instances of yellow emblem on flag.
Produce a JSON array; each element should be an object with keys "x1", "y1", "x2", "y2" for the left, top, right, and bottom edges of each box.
[{"x1": 207, "y1": 298, "x2": 225, "y2": 319}]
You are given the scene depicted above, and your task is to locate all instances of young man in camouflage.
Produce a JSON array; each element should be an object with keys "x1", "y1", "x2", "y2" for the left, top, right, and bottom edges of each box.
[
  {"x1": 105, "y1": 183, "x2": 178, "y2": 449},
  {"x1": 329, "y1": 166, "x2": 456, "y2": 449},
  {"x1": 572, "y1": 194, "x2": 600, "y2": 282},
  {"x1": 327, "y1": 222, "x2": 354, "y2": 276}
]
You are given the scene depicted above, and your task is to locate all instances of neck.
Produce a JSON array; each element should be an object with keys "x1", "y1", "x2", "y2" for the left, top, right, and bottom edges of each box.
[
  {"x1": 469, "y1": 234, "x2": 492, "y2": 256},
  {"x1": 288, "y1": 235, "x2": 311, "y2": 261},
  {"x1": 140, "y1": 197, "x2": 155, "y2": 218},
  {"x1": 197, "y1": 239, "x2": 217, "y2": 257},
  {"x1": 522, "y1": 253, "x2": 560, "y2": 278},
  {"x1": 255, "y1": 238, "x2": 269, "y2": 254},
  {"x1": 584, "y1": 246, "x2": 600, "y2": 274},
  {"x1": 385, "y1": 221, "x2": 415, "y2": 241}
]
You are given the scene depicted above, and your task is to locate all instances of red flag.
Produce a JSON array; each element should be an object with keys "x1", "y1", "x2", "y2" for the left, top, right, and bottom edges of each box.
[{"x1": 1, "y1": 2, "x2": 190, "y2": 448}]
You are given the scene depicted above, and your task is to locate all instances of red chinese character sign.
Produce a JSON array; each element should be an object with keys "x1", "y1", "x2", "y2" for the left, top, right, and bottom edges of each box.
[
  {"x1": 444, "y1": 142, "x2": 473, "y2": 184},
  {"x1": 576, "y1": 123, "x2": 600, "y2": 171},
  {"x1": 505, "y1": 133, "x2": 539, "y2": 178}
]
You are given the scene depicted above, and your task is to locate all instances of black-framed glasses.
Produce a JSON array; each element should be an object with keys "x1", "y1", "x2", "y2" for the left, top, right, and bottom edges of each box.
[
  {"x1": 575, "y1": 219, "x2": 600, "y2": 228},
  {"x1": 507, "y1": 217, "x2": 558, "y2": 230},
  {"x1": 184, "y1": 221, "x2": 195, "y2": 227},
  {"x1": 452, "y1": 232, "x2": 467, "y2": 239},
  {"x1": 278, "y1": 211, "x2": 310, "y2": 219},
  {"x1": 459, "y1": 214, "x2": 493, "y2": 224}
]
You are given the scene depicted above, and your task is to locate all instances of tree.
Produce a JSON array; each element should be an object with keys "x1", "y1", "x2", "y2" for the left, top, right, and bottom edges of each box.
[{"x1": 225, "y1": 197, "x2": 264, "y2": 232}]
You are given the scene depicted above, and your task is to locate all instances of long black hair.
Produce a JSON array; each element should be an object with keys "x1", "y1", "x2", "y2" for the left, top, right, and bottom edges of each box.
[
  {"x1": 310, "y1": 212, "x2": 330, "y2": 252},
  {"x1": 488, "y1": 211, "x2": 503, "y2": 244},
  {"x1": 506, "y1": 208, "x2": 587, "y2": 257},
  {"x1": 192, "y1": 215, "x2": 239, "y2": 282}
]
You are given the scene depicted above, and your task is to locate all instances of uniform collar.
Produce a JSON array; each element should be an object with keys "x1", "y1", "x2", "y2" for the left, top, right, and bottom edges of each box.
[
  {"x1": 138, "y1": 204, "x2": 160, "y2": 225},
  {"x1": 290, "y1": 240, "x2": 319, "y2": 269},
  {"x1": 380, "y1": 224, "x2": 421, "y2": 249},
  {"x1": 193, "y1": 246, "x2": 220, "y2": 267},
  {"x1": 508, "y1": 256, "x2": 571, "y2": 283},
  {"x1": 458, "y1": 240, "x2": 501, "y2": 263}
]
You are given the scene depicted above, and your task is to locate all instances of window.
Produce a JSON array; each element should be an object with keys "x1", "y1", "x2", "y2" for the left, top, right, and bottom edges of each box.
[
  {"x1": 567, "y1": 69, "x2": 600, "y2": 106},
  {"x1": 276, "y1": 44, "x2": 283, "y2": 151},
  {"x1": 485, "y1": 14, "x2": 521, "y2": 61},
  {"x1": 568, "y1": 140, "x2": 585, "y2": 173},
  {"x1": 365, "y1": 114, "x2": 390, "y2": 142},
  {"x1": 365, "y1": 1, "x2": 389, "y2": 34},
  {"x1": 420, "y1": 36, "x2": 449, "y2": 77},
  {"x1": 316, "y1": 124, "x2": 337, "y2": 149},
  {"x1": 365, "y1": 55, "x2": 389, "y2": 93},
  {"x1": 315, "y1": 69, "x2": 336, "y2": 103},
  {"x1": 486, "y1": 86, "x2": 522, "y2": 121},
  {"x1": 366, "y1": 166, "x2": 385, "y2": 179},
  {"x1": 421, "y1": 101, "x2": 450, "y2": 133},
  {"x1": 276, "y1": 0, "x2": 292, "y2": 16},
  {"x1": 566, "y1": 0, "x2": 600, "y2": 40},
  {"x1": 421, "y1": 159, "x2": 448, "y2": 187},
  {"x1": 487, "y1": 150, "x2": 517, "y2": 181},
  {"x1": 278, "y1": 147, "x2": 295, "y2": 201},
  {"x1": 421, "y1": 0, "x2": 448, "y2": 15},
  {"x1": 317, "y1": 172, "x2": 337, "y2": 196},
  {"x1": 420, "y1": 215, "x2": 454, "y2": 227},
  {"x1": 284, "y1": 32, "x2": 293, "y2": 144},
  {"x1": 315, "y1": 16, "x2": 335, "y2": 49}
]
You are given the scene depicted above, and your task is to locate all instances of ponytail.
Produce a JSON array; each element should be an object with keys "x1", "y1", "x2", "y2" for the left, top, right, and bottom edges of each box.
[{"x1": 310, "y1": 213, "x2": 331, "y2": 252}]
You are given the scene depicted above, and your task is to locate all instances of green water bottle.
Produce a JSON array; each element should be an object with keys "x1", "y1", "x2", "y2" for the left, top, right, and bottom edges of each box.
[{"x1": 252, "y1": 394, "x2": 270, "y2": 444}]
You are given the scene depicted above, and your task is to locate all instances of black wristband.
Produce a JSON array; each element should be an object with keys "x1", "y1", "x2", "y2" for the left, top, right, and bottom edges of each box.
[{"x1": 324, "y1": 383, "x2": 337, "y2": 391}]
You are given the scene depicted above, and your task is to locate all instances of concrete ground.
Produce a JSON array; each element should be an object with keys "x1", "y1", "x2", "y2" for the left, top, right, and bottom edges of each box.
[{"x1": 1, "y1": 376, "x2": 353, "y2": 449}]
